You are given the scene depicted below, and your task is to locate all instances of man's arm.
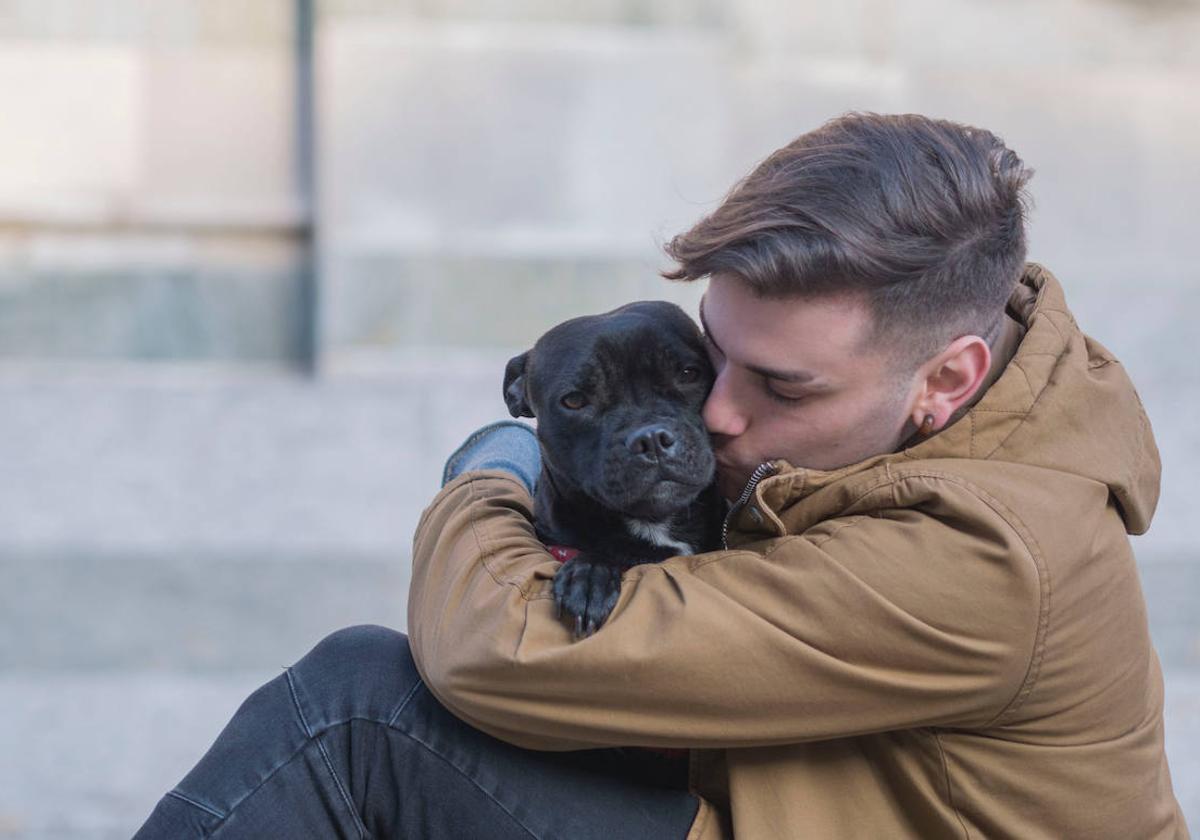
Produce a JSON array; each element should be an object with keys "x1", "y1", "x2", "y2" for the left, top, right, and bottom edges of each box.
[{"x1": 408, "y1": 470, "x2": 1043, "y2": 752}]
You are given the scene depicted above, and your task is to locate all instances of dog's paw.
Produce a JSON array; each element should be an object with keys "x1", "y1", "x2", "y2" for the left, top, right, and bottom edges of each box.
[{"x1": 551, "y1": 557, "x2": 624, "y2": 640}]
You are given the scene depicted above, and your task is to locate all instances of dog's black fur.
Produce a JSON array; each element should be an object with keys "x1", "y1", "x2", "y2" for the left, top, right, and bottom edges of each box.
[{"x1": 504, "y1": 301, "x2": 724, "y2": 639}]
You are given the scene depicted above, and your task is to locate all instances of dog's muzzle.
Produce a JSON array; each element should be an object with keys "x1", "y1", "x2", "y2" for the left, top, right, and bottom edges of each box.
[{"x1": 593, "y1": 422, "x2": 715, "y2": 518}]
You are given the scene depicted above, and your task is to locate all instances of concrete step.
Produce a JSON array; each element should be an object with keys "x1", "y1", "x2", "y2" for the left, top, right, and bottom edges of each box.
[
  {"x1": 0, "y1": 550, "x2": 408, "y2": 673},
  {"x1": 2, "y1": 549, "x2": 1199, "y2": 837},
  {"x1": 0, "y1": 363, "x2": 1194, "y2": 558},
  {"x1": 0, "y1": 672, "x2": 268, "y2": 840},
  {"x1": 4, "y1": 549, "x2": 1200, "y2": 674},
  {"x1": 1, "y1": 669, "x2": 1196, "y2": 839},
  {"x1": 2, "y1": 368, "x2": 1197, "y2": 838}
]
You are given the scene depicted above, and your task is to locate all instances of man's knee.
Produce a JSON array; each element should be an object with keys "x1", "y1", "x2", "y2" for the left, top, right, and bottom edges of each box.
[{"x1": 288, "y1": 624, "x2": 423, "y2": 733}]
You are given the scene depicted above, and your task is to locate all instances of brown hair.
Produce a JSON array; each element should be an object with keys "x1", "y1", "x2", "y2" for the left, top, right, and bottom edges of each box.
[{"x1": 663, "y1": 112, "x2": 1033, "y2": 369}]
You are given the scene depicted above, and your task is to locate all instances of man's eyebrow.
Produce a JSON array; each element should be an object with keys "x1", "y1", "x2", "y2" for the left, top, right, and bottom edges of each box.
[{"x1": 698, "y1": 295, "x2": 818, "y2": 385}]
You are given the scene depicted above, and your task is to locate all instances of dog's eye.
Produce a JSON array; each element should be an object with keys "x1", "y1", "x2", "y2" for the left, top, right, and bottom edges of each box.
[
  {"x1": 678, "y1": 366, "x2": 702, "y2": 383},
  {"x1": 560, "y1": 391, "x2": 589, "y2": 410}
]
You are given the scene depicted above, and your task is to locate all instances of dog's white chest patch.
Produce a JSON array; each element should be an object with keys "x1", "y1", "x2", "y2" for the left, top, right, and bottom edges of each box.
[{"x1": 626, "y1": 519, "x2": 695, "y2": 556}]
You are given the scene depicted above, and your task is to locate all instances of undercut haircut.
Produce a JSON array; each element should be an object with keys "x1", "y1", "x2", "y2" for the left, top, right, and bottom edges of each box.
[{"x1": 662, "y1": 112, "x2": 1034, "y2": 372}]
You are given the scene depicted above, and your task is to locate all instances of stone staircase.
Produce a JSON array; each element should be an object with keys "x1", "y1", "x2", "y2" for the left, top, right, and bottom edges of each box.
[{"x1": 0, "y1": 364, "x2": 1197, "y2": 837}]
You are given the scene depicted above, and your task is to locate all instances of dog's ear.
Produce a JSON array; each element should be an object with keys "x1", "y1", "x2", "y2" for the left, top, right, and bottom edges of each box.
[{"x1": 503, "y1": 351, "x2": 534, "y2": 418}]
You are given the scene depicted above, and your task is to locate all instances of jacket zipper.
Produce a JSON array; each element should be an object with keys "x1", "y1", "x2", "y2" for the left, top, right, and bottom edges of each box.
[{"x1": 721, "y1": 461, "x2": 779, "y2": 549}]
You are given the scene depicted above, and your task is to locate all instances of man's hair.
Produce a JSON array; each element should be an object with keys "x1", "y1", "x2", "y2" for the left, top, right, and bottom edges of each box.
[{"x1": 662, "y1": 112, "x2": 1033, "y2": 370}]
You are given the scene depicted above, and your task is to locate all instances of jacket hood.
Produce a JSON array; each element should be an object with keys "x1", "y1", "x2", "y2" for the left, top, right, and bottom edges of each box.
[
  {"x1": 909, "y1": 264, "x2": 1161, "y2": 534},
  {"x1": 768, "y1": 264, "x2": 1161, "y2": 535}
]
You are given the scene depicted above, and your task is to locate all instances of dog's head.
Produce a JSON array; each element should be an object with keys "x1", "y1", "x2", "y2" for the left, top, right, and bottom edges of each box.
[{"x1": 503, "y1": 301, "x2": 716, "y2": 520}]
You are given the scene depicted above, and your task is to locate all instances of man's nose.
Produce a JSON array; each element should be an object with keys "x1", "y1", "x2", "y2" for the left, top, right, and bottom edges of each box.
[{"x1": 702, "y1": 370, "x2": 749, "y2": 438}]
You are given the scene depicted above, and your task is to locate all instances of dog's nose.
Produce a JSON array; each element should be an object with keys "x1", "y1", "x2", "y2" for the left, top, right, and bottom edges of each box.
[{"x1": 627, "y1": 425, "x2": 677, "y2": 460}]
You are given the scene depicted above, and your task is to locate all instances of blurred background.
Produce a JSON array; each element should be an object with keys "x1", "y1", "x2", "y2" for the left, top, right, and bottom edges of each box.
[{"x1": 0, "y1": 0, "x2": 1196, "y2": 836}]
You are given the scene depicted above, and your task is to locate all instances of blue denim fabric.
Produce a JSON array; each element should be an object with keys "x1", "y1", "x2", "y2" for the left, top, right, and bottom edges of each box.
[
  {"x1": 134, "y1": 626, "x2": 698, "y2": 839},
  {"x1": 442, "y1": 420, "x2": 541, "y2": 494}
]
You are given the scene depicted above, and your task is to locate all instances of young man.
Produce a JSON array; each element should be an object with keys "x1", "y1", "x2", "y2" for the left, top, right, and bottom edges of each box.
[
  {"x1": 409, "y1": 113, "x2": 1186, "y2": 838},
  {"x1": 136, "y1": 114, "x2": 1186, "y2": 839}
]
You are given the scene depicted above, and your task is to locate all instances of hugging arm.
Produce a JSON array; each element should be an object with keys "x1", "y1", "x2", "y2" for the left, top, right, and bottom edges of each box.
[{"x1": 407, "y1": 472, "x2": 1042, "y2": 752}]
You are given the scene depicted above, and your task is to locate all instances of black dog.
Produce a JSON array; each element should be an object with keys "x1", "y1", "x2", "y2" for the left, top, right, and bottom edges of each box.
[{"x1": 503, "y1": 301, "x2": 724, "y2": 639}]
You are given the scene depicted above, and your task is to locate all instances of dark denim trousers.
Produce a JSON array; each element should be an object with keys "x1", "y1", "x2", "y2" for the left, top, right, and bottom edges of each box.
[{"x1": 133, "y1": 625, "x2": 700, "y2": 839}]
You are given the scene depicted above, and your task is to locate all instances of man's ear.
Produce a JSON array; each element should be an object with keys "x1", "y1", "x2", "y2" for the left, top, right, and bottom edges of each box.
[
  {"x1": 910, "y1": 335, "x2": 992, "y2": 431},
  {"x1": 503, "y1": 352, "x2": 534, "y2": 418}
]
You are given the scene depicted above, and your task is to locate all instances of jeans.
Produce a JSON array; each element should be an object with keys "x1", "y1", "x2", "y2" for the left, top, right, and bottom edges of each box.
[{"x1": 133, "y1": 625, "x2": 701, "y2": 839}]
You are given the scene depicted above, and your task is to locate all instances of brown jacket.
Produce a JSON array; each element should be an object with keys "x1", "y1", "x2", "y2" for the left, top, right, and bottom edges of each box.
[{"x1": 408, "y1": 264, "x2": 1188, "y2": 839}]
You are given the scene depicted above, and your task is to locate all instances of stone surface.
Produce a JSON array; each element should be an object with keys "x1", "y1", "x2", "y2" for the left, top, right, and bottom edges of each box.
[
  {"x1": 0, "y1": 550, "x2": 410, "y2": 673},
  {"x1": 0, "y1": 612, "x2": 1196, "y2": 838},
  {"x1": 0, "y1": 40, "x2": 299, "y2": 224},
  {"x1": 0, "y1": 261, "x2": 307, "y2": 362},
  {"x1": 318, "y1": 254, "x2": 705, "y2": 370},
  {"x1": 0, "y1": 369, "x2": 1195, "y2": 836},
  {"x1": 0, "y1": 371, "x2": 502, "y2": 553},
  {"x1": 0, "y1": 672, "x2": 269, "y2": 840},
  {"x1": 315, "y1": 9, "x2": 1200, "y2": 367}
]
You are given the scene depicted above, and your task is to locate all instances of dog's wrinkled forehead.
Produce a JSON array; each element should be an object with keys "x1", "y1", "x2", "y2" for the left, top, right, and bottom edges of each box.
[
  {"x1": 533, "y1": 302, "x2": 703, "y2": 395},
  {"x1": 503, "y1": 301, "x2": 707, "y2": 419}
]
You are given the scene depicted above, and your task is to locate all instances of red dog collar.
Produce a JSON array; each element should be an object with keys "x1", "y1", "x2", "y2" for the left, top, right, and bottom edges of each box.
[{"x1": 546, "y1": 545, "x2": 580, "y2": 563}]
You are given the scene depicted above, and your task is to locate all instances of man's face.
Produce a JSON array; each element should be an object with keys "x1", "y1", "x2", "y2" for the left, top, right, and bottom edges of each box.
[{"x1": 700, "y1": 274, "x2": 917, "y2": 501}]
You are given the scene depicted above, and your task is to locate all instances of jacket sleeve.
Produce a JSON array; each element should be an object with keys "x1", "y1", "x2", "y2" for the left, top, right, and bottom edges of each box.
[{"x1": 406, "y1": 470, "x2": 1045, "y2": 751}]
